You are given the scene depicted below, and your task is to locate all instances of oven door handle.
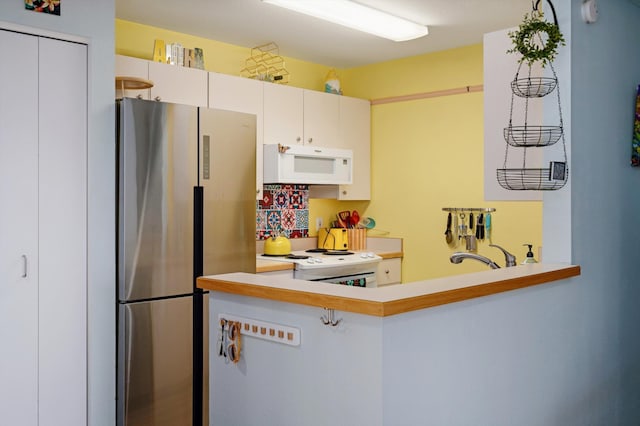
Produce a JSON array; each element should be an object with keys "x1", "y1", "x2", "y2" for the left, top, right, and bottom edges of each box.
[{"x1": 310, "y1": 272, "x2": 375, "y2": 287}]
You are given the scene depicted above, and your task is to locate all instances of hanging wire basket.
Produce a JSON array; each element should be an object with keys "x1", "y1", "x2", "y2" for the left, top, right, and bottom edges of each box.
[
  {"x1": 498, "y1": 6, "x2": 568, "y2": 191},
  {"x1": 511, "y1": 76, "x2": 557, "y2": 98},
  {"x1": 497, "y1": 166, "x2": 568, "y2": 191},
  {"x1": 503, "y1": 125, "x2": 563, "y2": 147}
]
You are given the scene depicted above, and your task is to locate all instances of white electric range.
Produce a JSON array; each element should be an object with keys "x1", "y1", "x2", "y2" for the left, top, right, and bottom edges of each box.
[{"x1": 259, "y1": 249, "x2": 382, "y2": 287}]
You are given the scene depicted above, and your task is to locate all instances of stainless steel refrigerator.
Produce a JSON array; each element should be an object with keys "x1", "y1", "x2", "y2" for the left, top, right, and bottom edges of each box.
[{"x1": 116, "y1": 98, "x2": 256, "y2": 426}]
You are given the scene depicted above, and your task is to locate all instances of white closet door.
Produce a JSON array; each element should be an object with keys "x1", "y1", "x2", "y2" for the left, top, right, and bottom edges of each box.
[
  {"x1": 37, "y1": 37, "x2": 87, "y2": 426},
  {"x1": 0, "y1": 30, "x2": 39, "y2": 426}
]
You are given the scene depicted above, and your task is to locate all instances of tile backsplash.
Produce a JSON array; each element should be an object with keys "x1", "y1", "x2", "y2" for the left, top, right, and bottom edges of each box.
[{"x1": 256, "y1": 184, "x2": 309, "y2": 240}]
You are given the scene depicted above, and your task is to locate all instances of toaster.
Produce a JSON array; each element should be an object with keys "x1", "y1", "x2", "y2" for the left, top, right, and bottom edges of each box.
[{"x1": 317, "y1": 228, "x2": 349, "y2": 250}]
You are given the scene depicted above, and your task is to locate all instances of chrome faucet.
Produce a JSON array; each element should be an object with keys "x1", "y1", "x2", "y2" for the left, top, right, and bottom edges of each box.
[
  {"x1": 449, "y1": 244, "x2": 517, "y2": 269},
  {"x1": 489, "y1": 244, "x2": 517, "y2": 267},
  {"x1": 450, "y1": 252, "x2": 501, "y2": 269}
]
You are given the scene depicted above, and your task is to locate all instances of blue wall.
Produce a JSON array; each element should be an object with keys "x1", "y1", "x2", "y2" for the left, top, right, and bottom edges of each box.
[
  {"x1": 568, "y1": 0, "x2": 640, "y2": 422},
  {"x1": 542, "y1": 0, "x2": 640, "y2": 422}
]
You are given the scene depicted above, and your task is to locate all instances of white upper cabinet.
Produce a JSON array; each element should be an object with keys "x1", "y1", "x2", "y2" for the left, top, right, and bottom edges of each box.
[
  {"x1": 302, "y1": 89, "x2": 340, "y2": 147},
  {"x1": 209, "y1": 72, "x2": 265, "y2": 199},
  {"x1": 337, "y1": 95, "x2": 371, "y2": 200},
  {"x1": 310, "y1": 95, "x2": 371, "y2": 200},
  {"x1": 149, "y1": 60, "x2": 208, "y2": 106},
  {"x1": 115, "y1": 54, "x2": 208, "y2": 107},
  {"x1": 263, "y1": 83, "x2": 340, "y2": 147},
  {"x1": 115, "y1": 55, "x2": 150, "y2": 99},
  {"x1": 263, "y1": 82, "x2": 304, "y2": 145}
]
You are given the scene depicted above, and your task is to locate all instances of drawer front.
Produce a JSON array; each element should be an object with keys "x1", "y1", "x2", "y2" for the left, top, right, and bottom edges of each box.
[{"x1": 377, "y1": 258, "x2": 401, "y2": 286}]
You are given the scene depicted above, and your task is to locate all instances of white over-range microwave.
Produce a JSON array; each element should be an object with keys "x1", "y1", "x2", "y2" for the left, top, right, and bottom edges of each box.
[{"x1": 263, "y1": 143, "x2": 353, "y2": 185}]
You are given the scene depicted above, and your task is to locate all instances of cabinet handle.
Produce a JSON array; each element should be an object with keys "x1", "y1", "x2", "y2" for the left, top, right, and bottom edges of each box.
[
  {"x1": 154, "y1": 96, "x2": 161, "y2": 101},
  {"x1": 385, "y1": 269, "x2": 390, "y2": 274},
  {"x1": 21, "y1": 255, "x2": 27, "y2": 278},
  {"x1": 296, "y1": 137, "x2": 301, "y2": 143},
  {"x1": 307, "y1": 137, "x2": 313, "y2": 144},
  {"x1": 256, "y1": 189, "x2": 260, "y2": 194},
  {"x1": 342, "y1": 190, "x2": 347, "y2": 195}
]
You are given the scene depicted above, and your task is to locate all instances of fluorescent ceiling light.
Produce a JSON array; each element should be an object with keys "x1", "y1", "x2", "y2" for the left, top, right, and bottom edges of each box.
[{"x1": 262, "y1": 0, "x2": 429, "y2": 42}]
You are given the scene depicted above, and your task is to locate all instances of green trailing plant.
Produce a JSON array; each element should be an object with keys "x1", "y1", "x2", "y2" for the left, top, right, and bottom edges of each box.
[{"x1": 507, "y1": 12, "x2": 565, "y2": 66}]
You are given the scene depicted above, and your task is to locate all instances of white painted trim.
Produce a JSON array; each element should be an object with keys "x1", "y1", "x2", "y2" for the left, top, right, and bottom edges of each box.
[{"x1": 0, "y1": 20, "x2": 88, "y2": 44}]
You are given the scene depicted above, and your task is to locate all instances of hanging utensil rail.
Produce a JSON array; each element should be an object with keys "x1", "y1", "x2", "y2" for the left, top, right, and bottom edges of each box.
[{"x1": 442, "y1": 207, "x2": 496, "y2": 213}]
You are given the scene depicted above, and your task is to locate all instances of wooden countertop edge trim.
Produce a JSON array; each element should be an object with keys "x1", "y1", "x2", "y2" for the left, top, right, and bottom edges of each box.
[
  {"x1": 378, "y1": 252, "x2": 403, "y2": 260},
  {"x1": 381, "y1": 265, "x2": 581, "y2": 316},
  {"x1": 198, "y1": 265, "x2": 580, "y2": 317},
  {"x1": 255, "y1": 263, "x2": 294, "y2": 273},
  {"x1": 198, "y1": 279, "x2": 384, "y2": 316}
]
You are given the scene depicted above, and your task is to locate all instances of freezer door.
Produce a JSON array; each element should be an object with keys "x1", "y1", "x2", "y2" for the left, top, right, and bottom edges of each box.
[
  {"x1": 199, "y1": 108, "x2": 257, "y2": 275},
  {"x1": 118, "y1": 98, "x2": 198, "y2": 301},
  {"x1": 117, "y1": 296, "x2": 208, "y2": 426}
]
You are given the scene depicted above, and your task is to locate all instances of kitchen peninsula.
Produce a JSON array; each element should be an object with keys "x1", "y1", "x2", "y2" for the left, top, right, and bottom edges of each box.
[{"x1": 198, "y1": 263, "x2": 579, "y2": 425}]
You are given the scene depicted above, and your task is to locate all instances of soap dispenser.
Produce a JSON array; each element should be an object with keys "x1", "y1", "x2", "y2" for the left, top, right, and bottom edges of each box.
[{"x1": 522, "y1": 244, "x2": 538, "y2": 264}]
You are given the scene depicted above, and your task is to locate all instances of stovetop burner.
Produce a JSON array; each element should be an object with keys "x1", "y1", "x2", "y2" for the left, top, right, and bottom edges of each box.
[
  {"x1": 305, "y1": 248, "x2": 354, "y2": 256},
  {"x1": 286, "y1": 254, "x2": 311, "y2": 260},
  {"x1": 261, "y1": 253, "x2": 312, "y2": 260}
]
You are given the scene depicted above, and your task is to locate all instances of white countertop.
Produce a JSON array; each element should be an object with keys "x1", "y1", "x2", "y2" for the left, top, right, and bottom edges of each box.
[{"x1": 198, "y1": 263, "x2": 580, "y2": 316}]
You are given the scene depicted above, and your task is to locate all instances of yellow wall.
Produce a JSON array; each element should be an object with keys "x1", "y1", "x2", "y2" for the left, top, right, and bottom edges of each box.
[
  {"x1": 115, "y1": 21, "x2": 543, "y2": 282},
  {"x1": 116, "y1": 19, "x2": 329, "y2": 91},
  {"x1": 343, "y1": 45, "x2": 542, "y2": 281}
]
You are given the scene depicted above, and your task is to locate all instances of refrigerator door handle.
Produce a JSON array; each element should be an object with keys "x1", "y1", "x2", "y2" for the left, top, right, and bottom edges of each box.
[{"x1": 202, "y1": 135, "x2": 210, "y2": 180}]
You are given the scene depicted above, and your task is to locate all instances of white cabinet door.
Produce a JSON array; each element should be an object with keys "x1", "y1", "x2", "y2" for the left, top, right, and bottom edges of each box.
[
  {"x1": 309, "y1": 95, "x2": 372, "y2": 200},
  {"x1": 149, "y1": 60, "x2": 208, "y2": 106},
  {"x1": 338, "y1": 96, "x2": 371, "y2": 200},
  {"x1": 210, "y1": 73, "x2": 265, "y2": 199},
  {"x1": 263, "y1": 85, "x2": 340, "y2": 147},
  {"x1": 0, "y1": 30, "x2": 39, "y2": 426},
  {"x1": 38, "y1": 37, "x2": 88, "y2": 426},
  {"x1": 377, "y1": 258, "x2": 402, "y2": 286},
  {"x1": 115, "y1": 55, "x2": 150, "y2": 99},
  {"x1": 0, "y1": 32, "x2": 87, "y2": 426},
  {"x1": 263, "y1": 82, "x2": 304, "y2": 146},
  {"x1": 302, "y1": 89, "x2": 339, "y2": 147},
  {"x1": 116, "y1": 55, "x2": 208, "y2": 106}
]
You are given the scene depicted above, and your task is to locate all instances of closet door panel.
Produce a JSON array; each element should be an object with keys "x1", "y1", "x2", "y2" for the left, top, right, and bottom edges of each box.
[
  {"x1": 0, "y1": 30, "x2": 39, "y2": 426},
  {"x1": 37, "y1": 37, "x2": 88, "y2": 426}
]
